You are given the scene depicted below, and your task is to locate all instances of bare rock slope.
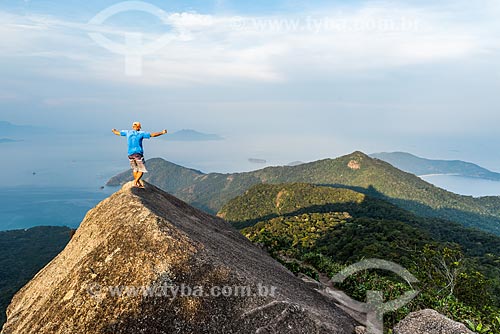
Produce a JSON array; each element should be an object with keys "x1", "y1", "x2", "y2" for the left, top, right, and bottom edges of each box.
[
  {"x1": 394, "y1": 309, "x2": 475, "y2": 334},
  {"x1": 2, "y1": 182, "x2": 357, "y2": 334}
]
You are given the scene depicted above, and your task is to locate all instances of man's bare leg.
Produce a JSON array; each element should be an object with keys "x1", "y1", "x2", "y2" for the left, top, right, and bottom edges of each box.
[
  {"x1": 132, "y1": 171, "x2": 140, "y2": 187},
  {"x1": 134, "y1": 171, "x2": 144, "y2": 187}
]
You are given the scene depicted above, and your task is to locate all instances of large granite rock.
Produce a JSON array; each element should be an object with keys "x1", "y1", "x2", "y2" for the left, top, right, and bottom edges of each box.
[
  {"x1": 394, "y1": 309, "x2": 475, "y2": 334},
  {"x1": 1, "y1": 182, "x2": 357, "y2": 334}
]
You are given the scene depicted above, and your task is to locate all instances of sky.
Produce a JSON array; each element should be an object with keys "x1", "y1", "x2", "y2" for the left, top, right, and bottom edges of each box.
[{"x1": 1, "y1": 0, "x2": 500, "y2": 170}]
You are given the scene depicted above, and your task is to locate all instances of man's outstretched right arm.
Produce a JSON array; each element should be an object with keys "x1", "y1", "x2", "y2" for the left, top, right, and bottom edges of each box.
[{"x1": 112, "y1": 129, "x2": 121, "y2": 136}]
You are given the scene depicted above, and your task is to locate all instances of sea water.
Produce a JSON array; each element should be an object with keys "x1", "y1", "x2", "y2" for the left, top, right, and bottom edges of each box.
[
  {"x1": 3, "y1": 133, "x2": 500, "y2": 231},
  {"x1": 420, "y1": 174, "x2": 500, "y2": 197},
  {"x1": 0, "y1": 186, "x2": 115, "y2": 231}
]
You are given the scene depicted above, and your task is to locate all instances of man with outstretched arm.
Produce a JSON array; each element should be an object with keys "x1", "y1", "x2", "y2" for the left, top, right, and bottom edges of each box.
[{"x1": 112, "y1": 121, "x2": 167, "y2": 188}]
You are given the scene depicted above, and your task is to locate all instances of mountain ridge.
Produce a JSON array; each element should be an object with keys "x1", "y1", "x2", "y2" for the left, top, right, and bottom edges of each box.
[
  {"x1": 371, "y1": 151, "x2": 500, "y2": 181},
  {"x1": 107, "y1": 151, "x2": 500, "y2": 235}
]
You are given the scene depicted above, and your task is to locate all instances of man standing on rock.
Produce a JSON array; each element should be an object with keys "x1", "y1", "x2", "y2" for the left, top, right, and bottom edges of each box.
[{"x1": 112, "y1": 122, "x2": 167, "y2": 188}]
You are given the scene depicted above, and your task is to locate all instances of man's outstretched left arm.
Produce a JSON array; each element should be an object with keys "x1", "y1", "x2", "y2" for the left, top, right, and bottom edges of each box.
[{"x1": 150, "y1": 129, "x2": 167, "y2": 137}]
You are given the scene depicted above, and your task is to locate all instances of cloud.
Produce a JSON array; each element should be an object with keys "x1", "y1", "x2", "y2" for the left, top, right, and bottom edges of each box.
[{"x1": 0, "y1": 1, "x2": 497, "y2": 87}]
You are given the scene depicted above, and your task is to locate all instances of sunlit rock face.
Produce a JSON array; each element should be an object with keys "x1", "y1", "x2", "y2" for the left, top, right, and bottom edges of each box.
[{"x1": 2, "y1": 181, "x2": 357, "y2": 334}]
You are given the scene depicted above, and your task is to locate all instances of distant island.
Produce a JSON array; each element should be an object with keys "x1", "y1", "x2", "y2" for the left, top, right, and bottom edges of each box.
[
  {"x1": 0, "y1": 120, "x2": 45, "y2": 136},
  {"x1": 248, "y1": 158, "x2": 267, "y2": 164},
  {"x1": 163, "y1": 129, "x2": 223, "y2": 141},
  {"x1": 371, "y1": 151, "x2": 500, "y2": 181},
  {"x1": 0, "y1": 138, "x2": 21, "y2": 144},
  {"x1": 286, "y1": 161, "x2": 304, "y2": 166}
]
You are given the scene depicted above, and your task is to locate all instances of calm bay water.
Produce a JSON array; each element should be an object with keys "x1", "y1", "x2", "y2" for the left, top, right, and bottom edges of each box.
[
  {"x1": 3, "y1": 175, "x2": 499, "y2": 232},
  {"x1": 420, "y1": 174, "x2": 500, "y2": 197},
  {"x1": 0, "y1": 186, "x2": 116, "y2": 231},
  {"x1": 2, "y1": 134, "x2": 499, "y2": 231}
]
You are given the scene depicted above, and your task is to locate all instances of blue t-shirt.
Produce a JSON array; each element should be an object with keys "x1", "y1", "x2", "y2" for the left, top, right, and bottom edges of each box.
[{"x1": 120, "y1": 130, "x2": 151, "y2": 155}]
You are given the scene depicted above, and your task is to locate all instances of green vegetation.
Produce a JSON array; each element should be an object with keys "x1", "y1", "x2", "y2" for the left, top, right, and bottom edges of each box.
[
  {"x1": 220, "y1": 183, "x2": 500, "y2": 332},
  {"x1": 0, "y1": 226, "x2": 71, "y2": 327},
  {"x1": 107, "y1": 158, "x2": 204, "y2": 193},
  {"x1": 108, "y1": 151, "x2": 500, "y2": 235}
]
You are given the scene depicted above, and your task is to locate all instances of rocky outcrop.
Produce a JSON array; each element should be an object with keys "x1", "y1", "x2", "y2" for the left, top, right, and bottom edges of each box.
[
  {"x1": 1, "y1": 182, "x2": 357, "y2": 334},
  {"x1": 393, "y1": 309, "x2": 474, "y2": 334}
]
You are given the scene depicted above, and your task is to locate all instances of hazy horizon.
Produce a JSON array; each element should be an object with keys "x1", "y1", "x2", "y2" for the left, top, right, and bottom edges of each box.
[
  {"x1": 3, "y1": 121, "x2": 500, "y2": 193},
  {"x1": 3, "y1": 124, "x2": 500, "y2": 232},
  {"x1": 2, "y1": 0, "x2": 500, "y2": 231},
  {"x1": 1, "y1": 0, "x2": 499, "y2": 171}
]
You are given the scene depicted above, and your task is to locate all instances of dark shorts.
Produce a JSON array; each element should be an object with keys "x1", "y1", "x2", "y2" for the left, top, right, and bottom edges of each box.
[{"x1": 128, "y1": 153, "x2": 148, "y2": 173}]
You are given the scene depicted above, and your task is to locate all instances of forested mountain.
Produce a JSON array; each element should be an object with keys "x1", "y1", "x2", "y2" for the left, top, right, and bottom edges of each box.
[
  {"x1": 108, "y1": 152, "x2": 500, "y2": 235},
  {"x1": 219, "y1": 183, "x2": 500, "y2": 332},
  {"x1": 0, "y1": 226, "x2": 71, "y2": 327}
]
